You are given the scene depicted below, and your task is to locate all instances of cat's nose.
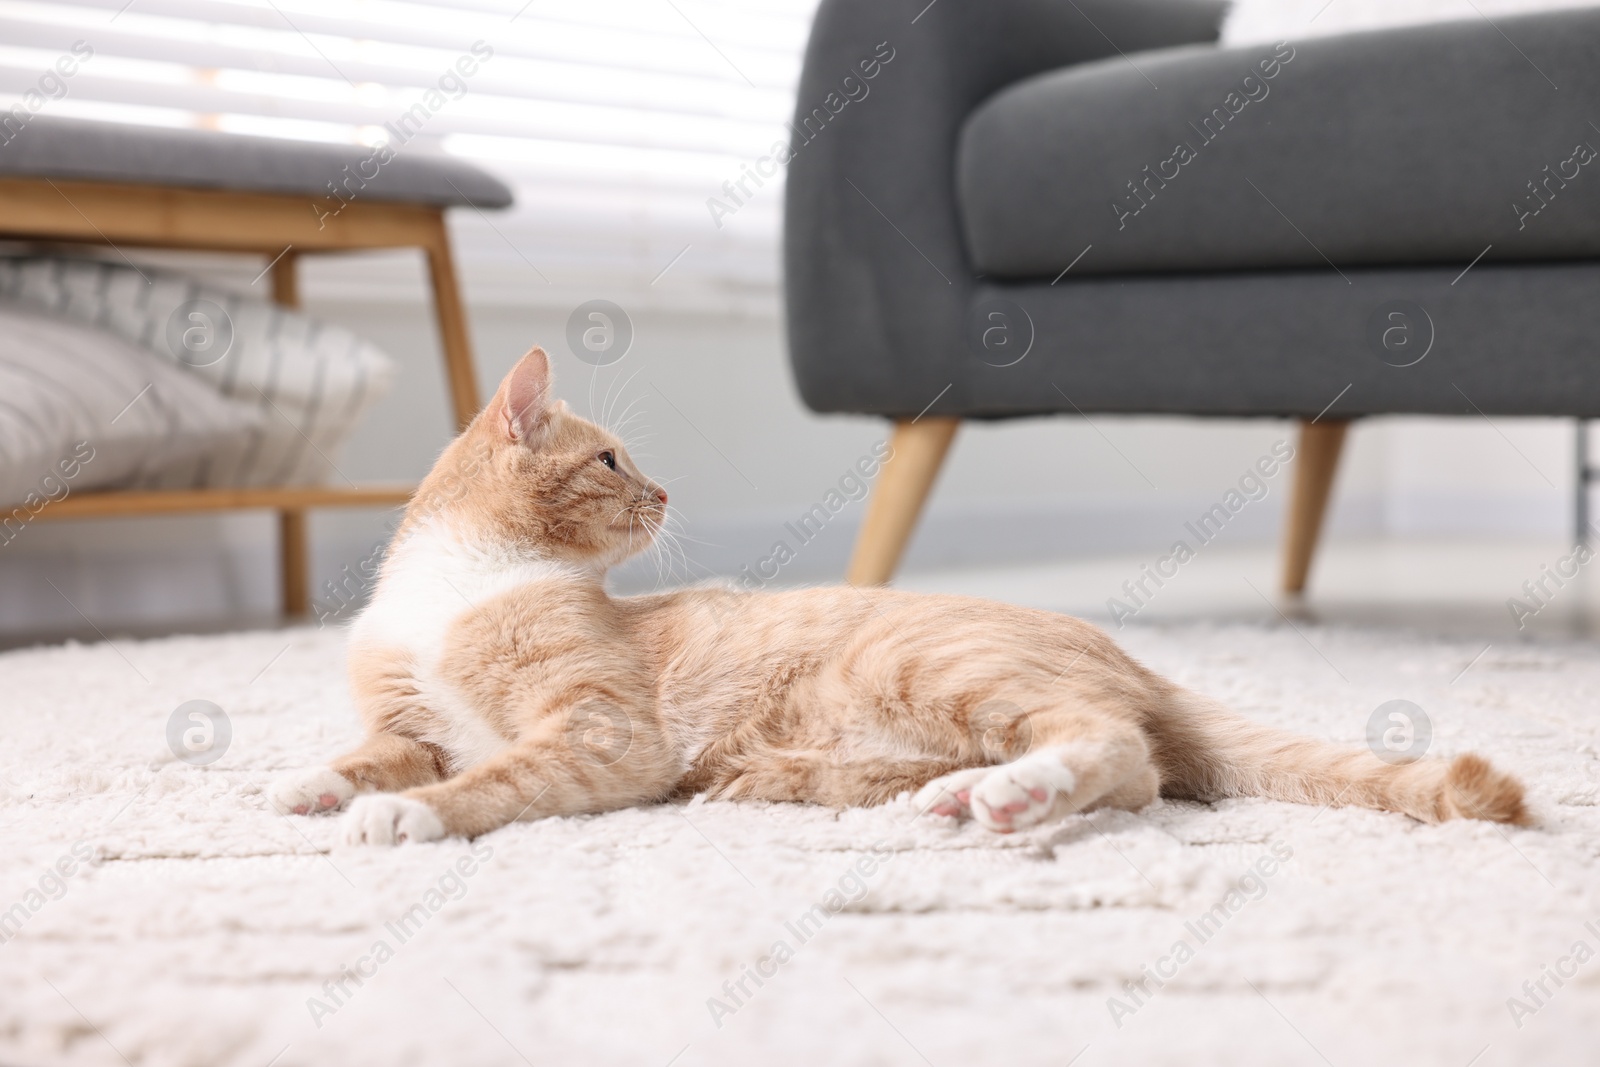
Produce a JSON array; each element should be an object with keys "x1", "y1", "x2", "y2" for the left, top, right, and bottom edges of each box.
[{"x1": 653, "y1": 487, "x2": 668, "y2": 505}]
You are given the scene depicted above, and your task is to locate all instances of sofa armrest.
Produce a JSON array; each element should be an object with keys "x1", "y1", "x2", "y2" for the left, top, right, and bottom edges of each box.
[{"x1": 783, "y1": 0, "x2": 1226, "y2": 416}]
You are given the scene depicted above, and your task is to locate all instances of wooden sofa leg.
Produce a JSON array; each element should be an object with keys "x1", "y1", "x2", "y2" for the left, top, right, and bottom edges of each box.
[
  {"x1": 1282, "y1": 419, "x2": 1351, "y2": 595},
  {"x1": 280, "y1": 510, "x2": 309, "y2": 617},
  {"x1": 847, "y1": 418, "x2": 960, "y2": 586}
]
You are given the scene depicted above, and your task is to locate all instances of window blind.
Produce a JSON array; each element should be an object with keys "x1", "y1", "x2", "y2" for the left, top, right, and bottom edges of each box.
[{"x1": 0, "y1": 0, "x2": 820, "y2": 314}]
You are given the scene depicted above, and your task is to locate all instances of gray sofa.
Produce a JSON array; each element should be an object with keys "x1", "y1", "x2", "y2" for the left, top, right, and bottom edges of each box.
[{"x1": 784, "y1": 0, "x2": 1600, "y2": 591}]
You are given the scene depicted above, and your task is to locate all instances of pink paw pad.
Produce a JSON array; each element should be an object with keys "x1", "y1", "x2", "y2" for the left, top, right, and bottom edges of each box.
[
  {"x1": 974, "y1": 798, "x2": 1020, "y2": 828},
  {"x1": 318, "y1": 793, "x2": 339, "y2": 809},
  {"x1": 292, "y1": 804, "x2": 309, "y2": 815}
]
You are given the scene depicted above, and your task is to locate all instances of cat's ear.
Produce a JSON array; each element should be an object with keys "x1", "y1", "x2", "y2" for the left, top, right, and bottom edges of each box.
[{"x1": 494, "y1": 346, "x2": 553, "y2": 443}]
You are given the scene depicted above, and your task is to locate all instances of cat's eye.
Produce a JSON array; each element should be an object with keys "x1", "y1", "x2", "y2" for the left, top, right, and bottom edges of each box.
[{"x1": 598, "y1": 450, "x2": 616, "y2": 470}]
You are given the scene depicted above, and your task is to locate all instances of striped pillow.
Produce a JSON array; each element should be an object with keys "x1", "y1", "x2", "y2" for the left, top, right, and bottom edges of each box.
[
  {"x1": 0, "y1": 305, "x2": 264, "y2": 515},
  {"x1": 0, "y1": 257, "x2": 397, "y2": 488}
]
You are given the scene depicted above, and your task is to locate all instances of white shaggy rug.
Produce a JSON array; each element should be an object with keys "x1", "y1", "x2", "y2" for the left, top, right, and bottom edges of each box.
[{"x1": 2, "y1": 620, "x2": 1598, "y2": 1067}]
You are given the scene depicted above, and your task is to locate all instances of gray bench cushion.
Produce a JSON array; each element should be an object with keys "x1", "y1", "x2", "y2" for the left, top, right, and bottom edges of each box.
[
  {"x1": 0, "y1": 117, "x2": 512, "y2": 209},
  {"x1": 958, "y1": 9, "x2": 1600, "y2": 279}
]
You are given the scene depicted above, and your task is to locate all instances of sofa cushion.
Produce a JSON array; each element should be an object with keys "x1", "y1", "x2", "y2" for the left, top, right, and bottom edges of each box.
[
  {"x1": 957, "y1": 9, "x2": 1600, "y2": 279},
  {"x1": 0, "y1": 117, "x2": 512, "y2": 209}
]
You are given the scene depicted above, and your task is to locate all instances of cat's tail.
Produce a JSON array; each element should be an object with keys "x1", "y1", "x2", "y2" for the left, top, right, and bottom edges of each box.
[{"x1": 1148, "y1": 691, "x2": 1528, "y2": 825}]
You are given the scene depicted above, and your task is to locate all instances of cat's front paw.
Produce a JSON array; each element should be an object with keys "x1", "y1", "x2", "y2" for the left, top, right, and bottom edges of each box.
[
  {"x1": 913, "y1": 767, "x2": 991, "y2": 819},
  {"x1": 270, "y1": 767, "x2": 356, "y2": 816},
  {"x1": 340, "y1": 795, "x2": 446, "y2": 847}
]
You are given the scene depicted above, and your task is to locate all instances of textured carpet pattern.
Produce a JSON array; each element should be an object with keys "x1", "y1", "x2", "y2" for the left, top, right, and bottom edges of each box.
[{"x1": 1, "y1": 622, "x2": 1597, "y2": 1066}]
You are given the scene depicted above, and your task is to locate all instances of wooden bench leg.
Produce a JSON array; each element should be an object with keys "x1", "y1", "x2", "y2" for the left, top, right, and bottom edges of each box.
[
  {"x1": 1282, "y1": 419, "x2": 1351, "y2": 594},
  {"x1": 847, "y1": 418, "x2": 960, "y2": 586},
  {"x1": 424, "y1": 216, "x2": 482, "y2": 432},
  {"x1": 271, "y1": 248, "x2": 299, "y2": 308},
  {"x1": 280, "y1": 510, "x2": 309, "y2": 617},
  {"x1": 269, "y1": 250, "x2": 311, "y2": 617}
]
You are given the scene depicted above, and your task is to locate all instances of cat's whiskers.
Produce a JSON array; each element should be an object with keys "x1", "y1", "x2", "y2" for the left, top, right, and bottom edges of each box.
[
  {"x1": 599, "y1": 368, "x2": 631, "y2": 429},
  {"x1": 655, "y1": 525, "x2": 714, "y2": 548},
  {"x1": 607, "y1": 393, "x2": 647, "y2": 439},
  {"x1": 653, "y1": 511, "x2": 713, "y2": 560},
  {"x1": 647, "y1": 523, "x2": 681, "y2": 588},
  {"x1": 642, "y1": 514, "x2": 683, "y2": 587},
  {"x1": 593, "y1": 364, "x2": 621, "y2": 427},
  {"x1": 612, "y1": 408, "x2": 649, "y2": 435},
  {"x1": 626, "y1": 502, "x2": 681, "y2": 588},
  {"x1": 652, "y1": 514, "x2": 700, "y2": 588},
  {"x1": 614, "y1": 429, "x2": 656, "y2": 452},
  {"x1": 599, "y1": 368, "x2": 644, "y2": 436}
]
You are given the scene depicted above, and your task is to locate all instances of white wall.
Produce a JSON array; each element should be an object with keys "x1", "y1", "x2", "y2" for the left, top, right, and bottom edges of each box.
[{"x1": 0, "y1": 247, "x2": 1581, "y2": 639}]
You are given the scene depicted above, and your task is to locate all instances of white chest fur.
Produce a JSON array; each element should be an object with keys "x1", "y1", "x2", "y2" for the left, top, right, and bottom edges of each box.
[{"x1": 350, "y1": 522, "x2": 582, "y2": 769}]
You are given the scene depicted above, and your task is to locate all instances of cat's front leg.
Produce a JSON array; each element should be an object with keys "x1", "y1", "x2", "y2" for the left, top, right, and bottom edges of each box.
[
  {"x1": 340, "y1": 794, "x2": 447, "y2": 844},
  {"x1": 270, "y1": 766, "x2": 357, "y2": 816},
  {"x1": 340, "y1": 704, "x2": 675, "y2": 845},
  {"x1": 271, "y1": 732, "x2": 449, "y2": 816}
]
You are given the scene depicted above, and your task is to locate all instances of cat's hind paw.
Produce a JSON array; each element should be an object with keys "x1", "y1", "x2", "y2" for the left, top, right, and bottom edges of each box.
[
  {"x1": 913, "y1": 767, "x2": 991, "y2": 820},
  {"x1": 968, "y1": 754, "x2": 1077, "y2": 834},
  {"x1": 270, "y1": 767, "x2": 356, "y2": 816},
  {"x1": 340, "y1": 794, "x2": 446, "y2": 847}
]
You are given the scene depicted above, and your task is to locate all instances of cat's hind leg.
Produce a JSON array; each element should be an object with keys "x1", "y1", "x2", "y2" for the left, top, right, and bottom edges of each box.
[
  {"x1": 715, "y1": 753, "x2": 965, "y2": 808},
  {"x1": 912, "y1": 766, "x2": 992, "y2": 817},
  {"x1": 270, "y1": 733, "x2": 448, "y2": 816},
  {"x1": 916, "y1": 712, "x2": 1156, "y2": 833}
]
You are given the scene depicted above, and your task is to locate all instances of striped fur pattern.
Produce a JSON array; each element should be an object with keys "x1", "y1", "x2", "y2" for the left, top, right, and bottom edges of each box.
[{"x1": 270, "y1": 348, "x2": 1528, "y2": 845}]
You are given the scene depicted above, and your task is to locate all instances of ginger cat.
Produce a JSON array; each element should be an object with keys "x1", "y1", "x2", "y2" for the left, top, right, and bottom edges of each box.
[{"x1": 271, "y1": 347, "x2": 1527, "y2": 845}]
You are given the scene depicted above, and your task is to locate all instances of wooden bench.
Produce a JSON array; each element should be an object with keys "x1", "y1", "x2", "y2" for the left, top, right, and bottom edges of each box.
[{"x1": 0, "y1": 117, "x2": 512, "y2": 615}]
